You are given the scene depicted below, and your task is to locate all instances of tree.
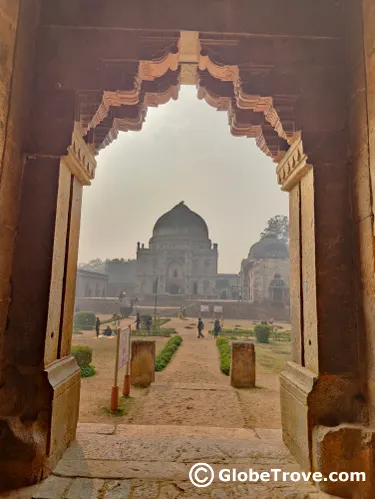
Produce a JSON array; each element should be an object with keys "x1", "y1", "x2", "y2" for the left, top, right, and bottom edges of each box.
[{"x1": 260, "y1": 215, "x2": 289, "y2": 243}]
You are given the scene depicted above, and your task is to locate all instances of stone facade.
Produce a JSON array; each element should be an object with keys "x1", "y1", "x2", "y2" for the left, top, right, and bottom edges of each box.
[
  {"x1": 241, "y1": 234, "x2": 290, "y2": 306},
  {"x1": 216, "y1": 273, "x2": 239, "y2": 299},
  {"x1": 136, "y1": 202, "x2": 218, "y2": 298},
  {"x1": 105, "y1": 259, "x2": 137, "y2": 297},
  {"x1": 75, "y1": 268, "x2": 109, "y2": 298}
]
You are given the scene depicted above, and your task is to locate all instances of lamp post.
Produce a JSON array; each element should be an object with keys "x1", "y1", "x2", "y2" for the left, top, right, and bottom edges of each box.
[{"x1": 154, "y1": 277, "x2": 159, "y2": 324}]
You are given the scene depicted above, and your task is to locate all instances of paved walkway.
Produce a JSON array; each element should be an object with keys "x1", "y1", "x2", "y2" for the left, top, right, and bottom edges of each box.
[
  {"x1": 1, "y1": 423, "x2": 334, "y2": 499},
  {"x1": 0, "y1": 320, "x2": 336, "y2": 498}
]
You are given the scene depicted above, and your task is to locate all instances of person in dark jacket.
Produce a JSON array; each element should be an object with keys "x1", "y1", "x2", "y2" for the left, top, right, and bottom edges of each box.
[
  {"x1": 95, "y1": 317, "x2": 101, "y2": 337},
  {"x1": 135, "y1": 312, "x2": 141, "y2": 330},
  {"x1": 197, "y1": 318, "x2": 204, "y2": 338},
  {"x1": 213, "y1": 319, "x2": 221, "y2": 338},
  {"x1": 104, "y1": 325, "x2": 112, "y2": 336}
]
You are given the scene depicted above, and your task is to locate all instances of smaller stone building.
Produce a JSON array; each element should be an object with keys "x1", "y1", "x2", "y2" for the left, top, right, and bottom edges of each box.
[
  {"x1": 216, "y1": 273, "x2": 239, "y2": 299},
  {"x1": 240, "y1": 233, "x2": 290, "y2": 306},
  {"x1": 75, "y1": 268, "x2": 109, "y2": 298},
  {"x1": 105, "y1": 259, "x2": 137, "y2": 297}
]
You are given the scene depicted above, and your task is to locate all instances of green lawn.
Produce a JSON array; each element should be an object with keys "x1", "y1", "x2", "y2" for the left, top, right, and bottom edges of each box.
[{"x1": 254, "y1": 341, "x2": 292, "y2": 374}]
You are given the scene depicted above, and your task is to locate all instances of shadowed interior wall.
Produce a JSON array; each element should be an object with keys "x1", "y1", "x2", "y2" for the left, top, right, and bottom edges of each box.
[{"x1": 0, "y1": 0, "x2": 39, "y2": 381}]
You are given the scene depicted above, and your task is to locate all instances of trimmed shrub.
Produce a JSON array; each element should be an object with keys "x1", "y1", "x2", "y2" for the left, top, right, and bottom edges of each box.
[
  {"x1": 71, "y1": 346, "x2": 93, "y2": 367},
  {"x1": 120, "y1": 306, "x2": 133, "y2": 318},
  {"x1": 74, "y1": 311, "x2": 96, "y2": 330},
  {"x1": 216, "y1": 337, "x2": 231, "y2": 375},
  {"x1": 155, "y1": 336, "x2": 183, "y2": 371},
  {"x1": 209, "y1": 328, "x2": 254, "y2": 337},
  {"x1": 80, "y1": 364, "x2": 96, "y2": 378},
  {"x1": 255, "y1": 324, "x2": 271, "y2": 344}
]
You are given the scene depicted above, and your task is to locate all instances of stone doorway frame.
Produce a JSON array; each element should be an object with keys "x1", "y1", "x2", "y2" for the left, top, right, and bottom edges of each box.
[{"x1": 0, "y1": 1, "x2": 372, "y2": 497}]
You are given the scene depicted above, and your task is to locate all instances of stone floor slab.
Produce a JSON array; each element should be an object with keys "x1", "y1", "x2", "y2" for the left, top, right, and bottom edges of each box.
[
  {"x1": 151, "y1": 382, "x2": 233, "y2": 391},
  {"x1": 255, "y1": 428, "x2": 283, "y2": 441},
  {"x1": 32, "y1": 476, "x2": 72, "y2": 498},
  {"x1": 54, "y1": 460, "x2": 189, "y2": 480},
  {"x1": 103, "y1": 480, "x2": 131, "y2": 499},
  {"x1": 66, "y1": 478, "x2": 104, "y2": 499},
  {"x1": 77, "y1": 423, "x2": 116, "y2": 435},
  {"x1": 61, "y1": 432, "x2": 291, "y2": 464},
  {"x1": 115, "y1": 424, "x2": 257, "y2": 440}
]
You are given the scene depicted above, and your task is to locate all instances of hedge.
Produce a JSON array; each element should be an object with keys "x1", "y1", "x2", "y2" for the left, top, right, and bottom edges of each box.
[
  {"x1": 155, "y1": 336, "x2": 183, "y2": 371},
  {"x1": 72, "y1": 346, "x2": 93, "y2": 367},
  {"x1": 216, "y1": 337, "x2": 231, "y2": 376},
  {"x1": 254, "y1": 324, "x2": 271, "y2": 344},
  {"x1": 74, "y1": 311, "x2": 96, "y2": 330}
]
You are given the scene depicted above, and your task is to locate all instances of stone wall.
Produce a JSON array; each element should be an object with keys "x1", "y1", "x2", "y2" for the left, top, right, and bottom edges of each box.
[
  {"x1": 75, "y1": 271, "x2": 108, "y2": 298},
  {"x1": 0, "y1": 0, "x2": 36, "y2": 354},
  {"x1": 188, "y1": 300, "x2": 290, "y2": 322},
  {"x1": 0, "y1": 2, "x2": 39, "y2": 378},
  {"x1": 344, "y1": 0, "x2": 375, "y2": 422},
  {"x1": 74, "y1": 297, "x2": 122, "y2": 315},
  {"x1": 357, "y1": 0, "x2": 375, "y2": 423}
]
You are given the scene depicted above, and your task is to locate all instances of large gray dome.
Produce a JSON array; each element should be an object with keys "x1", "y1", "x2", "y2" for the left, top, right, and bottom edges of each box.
[
  {"x1": 153, "y1": 202, "x2": 209, "y2": 239},
  {"x1": 248, "y1": 234, "x2": 288, "y2": 259}
]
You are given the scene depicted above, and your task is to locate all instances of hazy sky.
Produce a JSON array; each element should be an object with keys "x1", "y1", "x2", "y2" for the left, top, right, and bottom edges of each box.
[{"x1": 78, "y1": 86, "x2": 288, "y2": 273}]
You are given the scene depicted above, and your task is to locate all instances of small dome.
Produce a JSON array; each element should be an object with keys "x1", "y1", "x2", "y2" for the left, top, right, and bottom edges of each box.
[
  {"x1": 248, "y1": 233, "x2": 288, "y2": 259},
  {"x1": 153, "y1": 202, "x2": 209, "y2": 239}
]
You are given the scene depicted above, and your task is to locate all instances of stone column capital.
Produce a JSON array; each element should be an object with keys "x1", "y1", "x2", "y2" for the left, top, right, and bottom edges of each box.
[
  {"x1": 62, "y1": 123, "x2": 97, "y2": 186},
  {"x1": 276, "y1": 132, "x2": 312, "y2": 192}
]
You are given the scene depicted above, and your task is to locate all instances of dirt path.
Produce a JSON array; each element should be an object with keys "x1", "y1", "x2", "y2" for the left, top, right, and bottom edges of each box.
[
  {"x1": 127, "y1": 319, "x2": 245, "y2": 427},
  {"x1": 76, "y1": 317, "x2": 285, "y2": 428}
]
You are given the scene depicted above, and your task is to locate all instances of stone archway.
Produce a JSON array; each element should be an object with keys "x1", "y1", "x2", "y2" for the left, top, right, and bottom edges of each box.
[
  {"x1": 166, "y1": 260, "x2": 184, "y2": 294},
  {"x1": 0, "y1": 1, "x2": 373, "y2": 496}
]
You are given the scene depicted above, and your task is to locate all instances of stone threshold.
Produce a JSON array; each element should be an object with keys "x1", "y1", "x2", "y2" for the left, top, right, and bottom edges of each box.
[{"x1": 150, "y1": 382, "x2": 233, "y2": 391}]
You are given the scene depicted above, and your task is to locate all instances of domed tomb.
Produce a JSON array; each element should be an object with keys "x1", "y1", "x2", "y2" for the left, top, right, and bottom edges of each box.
[
  {"x1": 152, "y1": 201, "x2": 209, "y2": 239},
  {"x1": 136, "y1": 202, "x2": 218, "y2": 297},
  {"x1": 248, "y1": 233, "x2": 289, "y2": 260},
  {"x1": 240, "y1": 232, "x2": 290, "y2": 305}
]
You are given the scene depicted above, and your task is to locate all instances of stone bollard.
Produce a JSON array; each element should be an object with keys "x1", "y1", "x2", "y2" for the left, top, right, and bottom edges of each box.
[
  {"x1": 131, "y1": 340, "x2": 156, "y2": 387},
  {"x1": 230, "y1": 342, "x2": 256, "y2": 388}
]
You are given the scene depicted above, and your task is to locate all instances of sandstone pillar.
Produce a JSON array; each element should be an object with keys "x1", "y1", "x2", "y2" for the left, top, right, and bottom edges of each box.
[
  {"x1": 0, "y1": 121, "x2": 95, "y2": 490},
  {"x1": 131, "y1": 340, "x2": 156, "y2": 387},
  {"x1": 278, "y1": 132, "x2": 364, "y2": 472},
  {"x1": 230, "y1": 342, "x2": 256, "y2": 388}
]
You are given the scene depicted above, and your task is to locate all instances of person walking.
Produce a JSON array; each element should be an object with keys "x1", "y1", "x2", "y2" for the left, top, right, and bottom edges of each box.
[
  {"x1": 135, "y1": 312, "x2": 141, "y2": 330},
  {"x1": 213, "y1": 318, "x2": 221, "y2": 338},
  {"x1": 197, "y1": 317, "x2": 204, "y2": 338},
  {"x1": 95, "y1": 317, "x2": 101, "y2": 338}
]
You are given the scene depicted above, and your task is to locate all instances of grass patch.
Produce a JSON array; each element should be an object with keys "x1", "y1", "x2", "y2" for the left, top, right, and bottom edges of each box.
[
  {"x1": 209, "y1": 328, "x2": 291, "y2": 342},
  {"x1": 101, "y1": 396, "x2": 133, "y2": 417},
  {"x1": 155, "y1": 335, "x2": 183, "y2": 371},
  {"x1": 255, "y1": 342, "x2": 292, "y2": 374},
  {"x1": 132, "y1": 321, "x2": 176, "y2": 337},
  {"x1": 216, "y1": 337, "x2": 231, "y2": 376}
]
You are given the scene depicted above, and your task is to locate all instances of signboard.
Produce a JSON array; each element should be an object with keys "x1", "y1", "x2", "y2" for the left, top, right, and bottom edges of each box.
[
  {"x1": 200, "y1": 305, "x2": 209, "y2": 313},
  {"x1": 118, "y1": 329, "x2": 130, "y2": 369},
  {"x1": 214, "y1": 305, "x2": 223, "y2": 313}
]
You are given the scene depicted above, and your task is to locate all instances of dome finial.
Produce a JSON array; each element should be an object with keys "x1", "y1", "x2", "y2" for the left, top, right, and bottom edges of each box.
[{"x1": 179, "y1": 201, "x2": 185, "y2": 205}]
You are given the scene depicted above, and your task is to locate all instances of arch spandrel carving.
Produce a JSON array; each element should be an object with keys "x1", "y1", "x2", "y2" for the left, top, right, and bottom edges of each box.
[{"x1": 67, "y1": 32, "x2": 309, "y2": 165}]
